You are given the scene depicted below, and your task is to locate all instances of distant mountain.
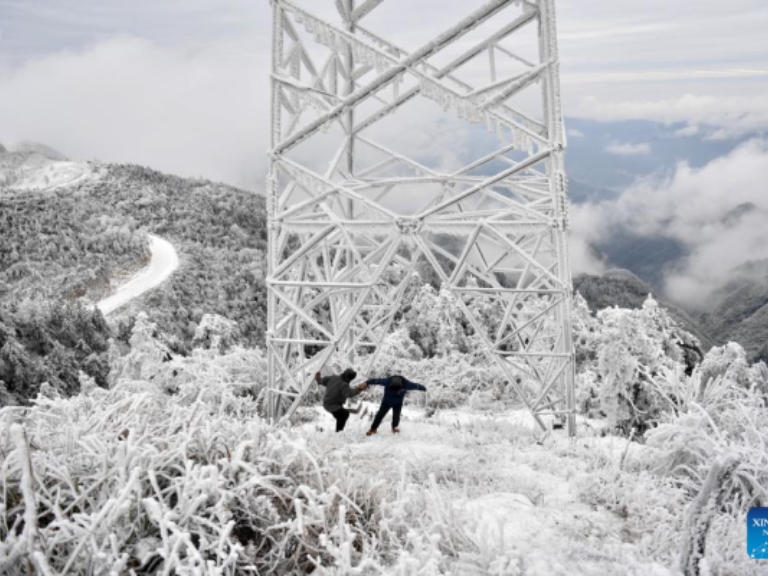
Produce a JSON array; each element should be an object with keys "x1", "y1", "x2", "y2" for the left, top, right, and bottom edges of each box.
[
  {"x1": 0, "y1": 143, "x2": 97, "y2": 192},
  {"x1": 574, "y1": 269, "x2": 715, "y2": 350},
  {"x1": 593, "y1": 228, "x2": 687, "y2": 292},
  {"x1": 585, "y1": 201, "x2": 768, "y2": 360},
  {"x1": 698, "y1": 259, "x2": 768, "y2": 362}
]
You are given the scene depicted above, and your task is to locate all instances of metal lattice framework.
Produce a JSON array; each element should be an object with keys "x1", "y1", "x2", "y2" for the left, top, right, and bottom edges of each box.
[{"x1": 266, "y1": 0, "x2": 575, "y2": 435}]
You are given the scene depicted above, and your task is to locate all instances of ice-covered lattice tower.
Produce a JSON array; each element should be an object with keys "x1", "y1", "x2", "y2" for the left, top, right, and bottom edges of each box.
[{"x1": 266, "y1": 0, "x2": 575, "y2": 435}]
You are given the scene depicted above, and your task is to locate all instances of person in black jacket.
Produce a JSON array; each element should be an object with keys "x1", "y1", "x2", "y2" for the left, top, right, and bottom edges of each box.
[
  {"x1": 315, "y1": 368, "x2": 367, "y2": 432},
  {"x1": 364, "y1": 374, "x2": 426, "y2": 435}
]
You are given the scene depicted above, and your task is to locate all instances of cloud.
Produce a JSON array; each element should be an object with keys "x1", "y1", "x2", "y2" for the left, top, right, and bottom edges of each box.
[
  {"x1": 569, "y1": 204, "x2": 608, "y2": 276},
  {"x1": 2, "y1": 0, "x2": 767, "y2": 193},
  {"x1": 605, "y1": 142, "x2": 651, "y2": 156},
  {"x1": 574, "y1": 139, "x2": 768, "y2": 308},
  {"x1": 567, "y1": 128, "x2": 584, "y2": 138},
  {"x1": 672, "y1": 125, "x2": 700, "y2": 138},
  {"x1": 0, "y1": 36, "x2": 270, "y2": 190},
  {"x1": 572, "y1": 94, "x2": 768, "y2": 139}
]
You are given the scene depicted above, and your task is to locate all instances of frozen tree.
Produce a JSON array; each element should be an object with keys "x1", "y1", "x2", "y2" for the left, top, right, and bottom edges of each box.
[
  {"x1": 403, "y1": 284, "x2": 470, "y2": 357},
  {"x1": 111, "y1": 312, "x2": 172, "y2": 386},
  {"x1": 573, "y1": 296, "x2": 702, "y2": 436},
  {"x1": 698, "y1": 342, "x2": 768, "y2": 395},
  {"x1": 193, "y1": 313, "x2": 240, "y2": 353}
]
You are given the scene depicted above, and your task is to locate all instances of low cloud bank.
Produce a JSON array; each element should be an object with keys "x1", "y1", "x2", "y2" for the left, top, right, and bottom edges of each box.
[
  {"x1": 573, "y1": 94, "x2": 768, "y2": 140},
  {"x1": 570, "y1": 139, "x2": 768, "y2": 308},
  {"x1": 0, "y1": 36, "x2": 270, "y2": 191}
]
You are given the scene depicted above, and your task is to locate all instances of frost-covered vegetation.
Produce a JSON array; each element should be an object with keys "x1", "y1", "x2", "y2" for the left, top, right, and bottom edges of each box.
[
  {"x1": 1, "y1": 286, "x2": 767, "y2": 573},
  {"x1": 0, "y1": 163, "x2": 268, "y2": 352},
  {"x1": 0, "y1": 302, "x2": 111, "y2": 406},
  {"x1": 1, "y1": 159, "x2": 766, "y2": 572},
  {"x1": 0, "y1": 192, "x2": 149, "y2": 303}
]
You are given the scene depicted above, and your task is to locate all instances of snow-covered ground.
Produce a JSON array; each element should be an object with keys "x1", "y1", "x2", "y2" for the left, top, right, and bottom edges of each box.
[
  {"x1": 303, "y1": 402, "x2": 674, "y2": 575},
  {"x1": 0, "y1": 146, "x2": 99, "y2": 191},
  {"x1": 97, "y1": 234, "x2": 179, "y2": 315}
]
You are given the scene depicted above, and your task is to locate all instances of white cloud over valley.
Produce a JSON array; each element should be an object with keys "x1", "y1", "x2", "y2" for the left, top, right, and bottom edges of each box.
[
  {"x1": 570, "y1": 139, "x2": 768, "y2": 307},
  {"x1": 604, "y1": 142, "x2": 651, "y2": 156}
]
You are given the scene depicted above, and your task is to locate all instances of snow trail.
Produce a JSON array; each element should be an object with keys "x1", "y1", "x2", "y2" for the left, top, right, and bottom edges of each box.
[{"x1": 97, "y1": 234, "x2": 179, "y2": 315}]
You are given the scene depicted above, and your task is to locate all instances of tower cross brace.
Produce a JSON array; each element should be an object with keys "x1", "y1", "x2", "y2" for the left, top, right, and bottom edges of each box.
[{"x1": 266, "y1": 0, "x2": 576, "y2": 435}]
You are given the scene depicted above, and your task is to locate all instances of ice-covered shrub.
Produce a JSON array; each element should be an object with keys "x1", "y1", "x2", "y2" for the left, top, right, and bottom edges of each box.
[
  {"x1": 0, "y1": 377, "x2": 524, "y2": 573},
  {"x1": 192, "y1": 313, "x2": 240, "y2": 353},
  {"x1": 642, "y1": 369, "x2": 768, "y2": 512},
  {"x1": 110, "y1": 312, "x2": 267, "y2": 407},
  {"x1": 402, "y1": 284, "x2": 472, "y2": 357},
  {"x1": 573, "y1": 296, "x2": 701, "y2": 436},
  {"x1": 366, "y1": 347, "x2": 520, "y2": 412},
  {"x1": 0, "y1": 382, "x2": 381, "y2": 573},
  {"x1": 370, "y1": 328, "x2": 423, "y2": 376},
  {"x1": 576, "y1": 467, "x2": 687, "y2": 564},
  {"x1": 698, "y1": 342, "x2": 768, "y2": 396},
  {"x1": 589, "y1": 357, "x2": 767, "y2": 575}
]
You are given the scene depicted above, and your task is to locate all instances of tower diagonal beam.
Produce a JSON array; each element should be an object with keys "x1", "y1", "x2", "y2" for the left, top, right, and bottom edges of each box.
[{"x1": 267, "y1": 0, "x2": 576, "y2": 435}]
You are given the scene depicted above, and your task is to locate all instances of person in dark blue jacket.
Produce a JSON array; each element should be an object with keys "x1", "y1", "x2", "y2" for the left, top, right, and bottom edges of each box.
[{"x1": 364, "y1": 375, "x2": 426, "y2": 435}]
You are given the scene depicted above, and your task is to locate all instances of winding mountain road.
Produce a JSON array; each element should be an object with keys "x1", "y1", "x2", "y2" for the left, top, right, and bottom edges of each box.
[{"x1": 97, "y1": 234, "x2": 179, "y2": 316}]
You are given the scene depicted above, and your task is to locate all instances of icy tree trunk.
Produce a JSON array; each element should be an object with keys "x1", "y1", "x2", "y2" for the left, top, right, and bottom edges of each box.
[{"x1": 679, "y1": 455, "x2": 739, "y2": 575}]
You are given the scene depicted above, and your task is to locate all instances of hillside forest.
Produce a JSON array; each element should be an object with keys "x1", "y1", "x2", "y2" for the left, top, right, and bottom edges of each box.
[{"x1": 0, "y1": 155, "x2": 766, "y2": 573}]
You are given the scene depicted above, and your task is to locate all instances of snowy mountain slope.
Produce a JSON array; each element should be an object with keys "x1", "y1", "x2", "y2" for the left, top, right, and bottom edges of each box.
[
  {"x1": 0, "y1": 143, "x2": 99, "y2": 192},
  {"x1": 1, "y1": 348, "x2": 762, "y2": 574},
  {"x1": 699, "y1": 258, "x2": 768, "y2": 363},
  {"x1": 0, "y1": 160, "x2": 268, "y2": 350},
  {"x1": 0, "y1": 238, "x2": 765, "y2": 573}
]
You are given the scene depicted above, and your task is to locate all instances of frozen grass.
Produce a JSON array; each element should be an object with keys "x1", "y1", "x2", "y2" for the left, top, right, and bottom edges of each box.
[
  {"x1": 1, "y1": 310, "x2": 765, "y2": 573},
  {"x1": 1, "y1": 381, "x2": 761, "y2": 574},
  {"x1": 0, "y1": 381, "x2": 390, "y2": 574}
]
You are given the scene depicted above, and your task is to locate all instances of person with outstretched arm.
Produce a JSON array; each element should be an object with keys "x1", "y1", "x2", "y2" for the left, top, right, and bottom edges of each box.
[
  {"x1": 364, "y1": 374, "x2": 426, "y2": 436},
  {"x1": 315, "y1": 368, "x2": 367, "y2": 432}
]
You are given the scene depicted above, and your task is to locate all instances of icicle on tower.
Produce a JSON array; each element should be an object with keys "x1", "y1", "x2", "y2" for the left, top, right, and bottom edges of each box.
[{"x1": 266, "y1": 0, "x2": 576, "y2": 435}]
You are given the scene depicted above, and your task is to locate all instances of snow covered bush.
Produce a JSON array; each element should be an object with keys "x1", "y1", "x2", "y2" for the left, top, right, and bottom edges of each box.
[
  {"x1": 573, "y1": 296, "x2": 702, "y2": 436},
  {"x1": 402, "y1": 284, "x2": 472, "y2": 357},
  {"x1": 369, "y1": 281, "x2": 538, "y2": 411},
  {"x1": 110, "y1": 312, "x2": 268, "y2": 408},
  {"x1": 697, "y1": 342, "x2": 768, "y2": 395},
  {"x1": 0, "y1": 382, "x2": 388, "y2": 573},
  {"x1": 642, "y1": 367, "x2": 768, "y2": 512},
  {"x1": 0, "y1": 378, "x2": 529, "y2": 573},
  {"x1": 193, "y1": 313, "x2": 241, "y2": 353},
  {"x1": 576, "y1": 465, "x2": 687, "y2": 565},
  {"x1": 367, "y1": 345, "x2": 518, "y2": 412},
  {"x1": 572, "y1": 345, "x2": 768, "y2": 575}
]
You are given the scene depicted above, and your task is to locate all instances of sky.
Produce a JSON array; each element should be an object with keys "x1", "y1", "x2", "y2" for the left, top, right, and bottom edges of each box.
[
  {"x1": 0, "y1": 0, "x2": 766, "y2": 188},
  {"x1": 1, "y1": 0, "x2": 767, "y2": 305}
]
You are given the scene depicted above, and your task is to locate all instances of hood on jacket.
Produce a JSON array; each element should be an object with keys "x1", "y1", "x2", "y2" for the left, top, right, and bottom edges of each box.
[
  {"x1": 389, "y1": 376, "x2": 403, "y2": 390},
  {"x1": 341, "y1": 368, "x2": 357, "y2": 383}
]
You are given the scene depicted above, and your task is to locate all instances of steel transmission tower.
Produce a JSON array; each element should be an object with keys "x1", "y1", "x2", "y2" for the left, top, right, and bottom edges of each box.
[{"x1": 267, "y1": 0, "x2": 576, "y2": 435}]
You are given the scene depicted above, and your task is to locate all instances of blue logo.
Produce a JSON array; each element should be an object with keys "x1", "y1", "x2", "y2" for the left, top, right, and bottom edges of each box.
[{"x1": 748, "y1": 508, "x2": 768, "y2": 559}]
